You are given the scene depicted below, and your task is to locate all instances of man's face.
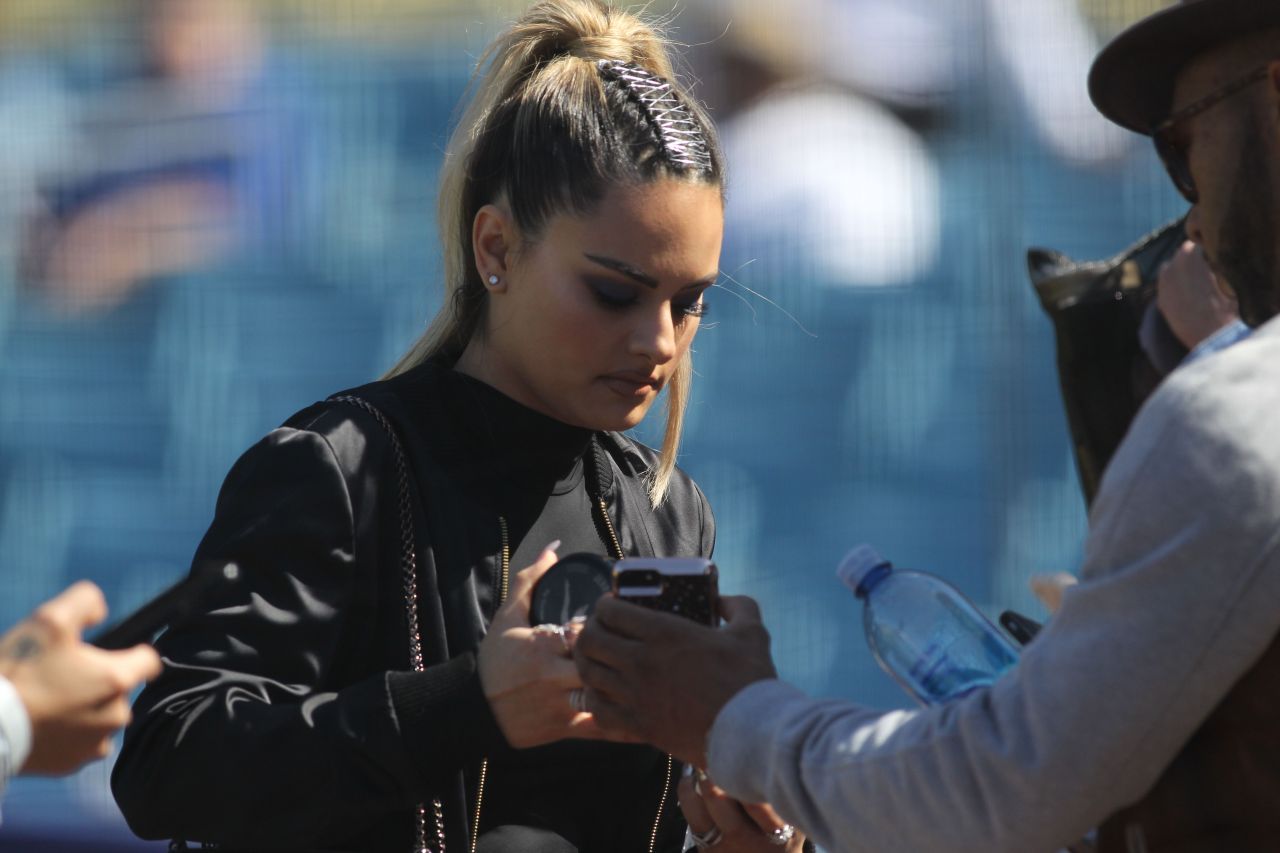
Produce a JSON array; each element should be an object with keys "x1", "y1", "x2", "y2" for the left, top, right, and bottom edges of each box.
[{"x1": 1176, "y1": 55, "x2": 1280, "y2": 326}]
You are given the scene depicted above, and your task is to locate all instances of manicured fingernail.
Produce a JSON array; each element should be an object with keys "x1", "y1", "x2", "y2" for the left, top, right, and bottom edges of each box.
[{"x1": 544, "y1": 540, "x2": 562, "y2": 556}]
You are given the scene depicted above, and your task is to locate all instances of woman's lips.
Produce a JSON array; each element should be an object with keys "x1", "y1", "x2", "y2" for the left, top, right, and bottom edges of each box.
[{"x1": 601, "y1": 371, "x2": 661, "y2": 397}]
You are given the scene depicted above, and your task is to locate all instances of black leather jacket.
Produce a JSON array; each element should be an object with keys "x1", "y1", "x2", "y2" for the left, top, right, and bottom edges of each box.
[{"x1": 111, "y1": 363, "x2": 715, "y2": 853}]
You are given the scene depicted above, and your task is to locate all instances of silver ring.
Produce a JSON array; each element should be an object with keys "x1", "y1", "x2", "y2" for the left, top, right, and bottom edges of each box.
[
  {"x1": 767, "y1": 824, "x2": 796, "y2": 846},
  {"x1": 534, "y1": 623, "x2": 570, "y2": 653},
  {"x1": 690, "y1": 825, "x2": 723, "y2": 849},
  {"x1": 569, "y1": 687, "x2": 589, "y2": 713}
]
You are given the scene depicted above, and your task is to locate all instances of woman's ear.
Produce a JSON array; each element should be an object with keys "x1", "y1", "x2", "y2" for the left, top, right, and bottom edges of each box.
[{"x1": 473, "y1": 203, "x2": 513, "y2": 292}]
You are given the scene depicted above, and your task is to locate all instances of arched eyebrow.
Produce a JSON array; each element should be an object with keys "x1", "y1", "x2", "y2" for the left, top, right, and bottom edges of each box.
[{"x1": 584, "y1": 252, "x2": 718, "y2": 290}]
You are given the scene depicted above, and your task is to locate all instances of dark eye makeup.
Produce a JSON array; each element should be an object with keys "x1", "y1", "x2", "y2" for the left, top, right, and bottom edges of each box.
[
  {"x1": 584, "y1": 278, "x2": 710, "y2": 319},
  {"x1": 674, "y1": 296, "x2": 708, "y2": 318},
  {"x1": 587, "y1": 277, "x2": 637, "y2": 309}
]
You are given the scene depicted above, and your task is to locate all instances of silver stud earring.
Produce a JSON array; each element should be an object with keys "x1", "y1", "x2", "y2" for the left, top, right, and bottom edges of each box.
[{"x1": 487, "y1": 274, "x2": 500, "y2": 287}]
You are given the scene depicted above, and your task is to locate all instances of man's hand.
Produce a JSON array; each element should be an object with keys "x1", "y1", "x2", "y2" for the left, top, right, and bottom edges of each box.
[
  {"x1": 1157, "y1": 240, "x2": 1239, "y2": 349},
  {"x1": 1030, "y1": 572, "x2": 1078, "y2": 614},
  {"x1": 573, "y1": 594, "x2": 777, "y2": 767},
  {"x1": 0, "y1": 581, "x2": 162, "y2": 776}
]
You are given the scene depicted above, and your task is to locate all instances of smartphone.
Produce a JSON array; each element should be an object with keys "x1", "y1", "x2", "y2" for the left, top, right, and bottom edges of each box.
[
  {"x1": 999, "y1": 609, "x2": 1043, "y2": 647},
  {"x1": 90, "y1": 560, "x2": 241, "y2": 650},
  {"x1": 613, "y1": 557, "x2": 719, "y2": 627}
]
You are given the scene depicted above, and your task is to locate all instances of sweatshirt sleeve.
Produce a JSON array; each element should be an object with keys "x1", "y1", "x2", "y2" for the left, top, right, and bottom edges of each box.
[
  {"x1": 0, "y1": 674, "x2": 33, "y2": 819},
  {"x1": 112, "y1": 422, "x2": 505, "y2": 848},
  {"x1": 707, "y1": 360, "x2": 1280, "y2": 853}
]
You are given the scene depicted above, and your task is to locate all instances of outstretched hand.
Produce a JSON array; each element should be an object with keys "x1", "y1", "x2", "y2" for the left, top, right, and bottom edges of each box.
[
  {"x1": 0, "y1": 581, "x2": 162, "y2": 776},
  {"x1": 573, "y1": 594, "x2": 777, "y2": 767}
]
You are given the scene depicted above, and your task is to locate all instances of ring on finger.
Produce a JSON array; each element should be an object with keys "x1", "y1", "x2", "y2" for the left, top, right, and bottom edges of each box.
[
  {"x1": 767, "y1": 824, "x2": 796, "y2": 846},
  {"x1": 569, "y1": 687, "x2": 589, "y2": 713},
  {"x1": 533, "y1": 623, "x2": 570, "y2": 653},
  {"x1": 690, "y1": 825, "x2": 723, "y2": 849},
  {"x1": 693, "y1": 767, "x2": 708, "y2": 797}
]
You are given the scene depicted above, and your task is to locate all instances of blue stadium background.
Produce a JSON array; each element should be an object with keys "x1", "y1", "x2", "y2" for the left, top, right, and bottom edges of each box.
[{"x1": 0, "y1": 0, "x2": 1182, "y2": 847}]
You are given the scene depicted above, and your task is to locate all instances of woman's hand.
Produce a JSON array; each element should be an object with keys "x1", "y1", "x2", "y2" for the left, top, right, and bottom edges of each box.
[
  {"x1": 678, "y1": 769, "x2": 805, "y2": 852},
  {"x1": 477, "y1": 543, "x2": 612, "y2": 749}
]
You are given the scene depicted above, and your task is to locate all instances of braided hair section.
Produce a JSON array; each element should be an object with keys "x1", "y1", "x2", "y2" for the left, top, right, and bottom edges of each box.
[{"x1": 597, "y1": 59, "x2": 714, "y2": 175}]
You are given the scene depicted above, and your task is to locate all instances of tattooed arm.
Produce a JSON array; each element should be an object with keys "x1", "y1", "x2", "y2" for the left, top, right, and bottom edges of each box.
[{"x1": 0, "y1": 581, "x2": 160, "y2": 797}]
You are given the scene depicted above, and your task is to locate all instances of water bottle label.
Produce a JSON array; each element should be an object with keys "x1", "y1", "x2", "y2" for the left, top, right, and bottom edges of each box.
[
  {"x1": 907, "y1": 641, "x2": 999, "y2": 705},
  {"x1": 920, "y1": 664, "x2": 999, "y2": 704},
  {"x1": 906, "y1": 639, "x2": 946, "y2": 685}
]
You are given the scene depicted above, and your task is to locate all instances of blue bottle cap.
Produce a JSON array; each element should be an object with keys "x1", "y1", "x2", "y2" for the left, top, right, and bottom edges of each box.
[{"x1": 837, "y1": 544, "x2": 891, "y2": 594}]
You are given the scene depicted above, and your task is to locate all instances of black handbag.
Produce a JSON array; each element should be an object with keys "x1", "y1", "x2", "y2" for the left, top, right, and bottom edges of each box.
[{"x1": 1027, "y1": 218, "x2": 1187, "y2": 504}]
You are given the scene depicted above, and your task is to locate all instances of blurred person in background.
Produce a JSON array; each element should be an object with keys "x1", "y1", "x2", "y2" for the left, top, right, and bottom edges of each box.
[
  {"x1": 20, "y1": 0, "x2": 305, "y2": 315},
  {"x1": 574, "y1": 1, "x2": 1280, "y2": 851},
  {"x1": 109, "y1": 1, "x2": 800, "y2": 851},
  {"x1": 768, "y1": 0, "x2": 1133, "y2": 167},
  {"x1": 0, "y1": 29, "x2": 75, "y2": 301},
  {"x1": 0, "y1": 582, "x2": 160, "y2": 814},
  {"x1": 686, "y1": 1, "x2": 941, "y2": 293}
]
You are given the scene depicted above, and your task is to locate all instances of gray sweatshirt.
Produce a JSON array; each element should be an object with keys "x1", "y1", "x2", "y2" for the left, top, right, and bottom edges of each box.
[{"x1": 708, "y1": 316, "x2": 1280, "y2": 853}]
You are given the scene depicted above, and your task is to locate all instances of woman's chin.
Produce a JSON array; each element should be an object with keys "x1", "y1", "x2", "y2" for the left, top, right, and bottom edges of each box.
[{"x1": 580, "y1": 401, "x2": 655, "y2": 433}]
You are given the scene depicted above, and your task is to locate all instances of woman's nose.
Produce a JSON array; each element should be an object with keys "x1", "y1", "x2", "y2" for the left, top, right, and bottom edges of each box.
[{"x1": 631, "y1": 304, "x2": 678, "y2": 364}]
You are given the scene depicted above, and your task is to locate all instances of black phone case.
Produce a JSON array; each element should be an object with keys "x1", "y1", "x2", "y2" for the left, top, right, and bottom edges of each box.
[
  {"x1": 529, "y1": 552, "x2": 613, "y2": 625},
  {"x1": 999, "y1": 609, "x2": 1043, "y2": 647}
]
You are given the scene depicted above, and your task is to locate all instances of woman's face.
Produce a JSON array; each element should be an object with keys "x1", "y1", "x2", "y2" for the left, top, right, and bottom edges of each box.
[{"x1": 464, "y1": 179, "x2": 723, "y2": 431}]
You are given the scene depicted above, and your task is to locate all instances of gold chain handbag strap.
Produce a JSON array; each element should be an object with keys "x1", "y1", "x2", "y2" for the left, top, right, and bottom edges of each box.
[{"x1": 329, "y1": 395, "x2": 448, "y2": 853}]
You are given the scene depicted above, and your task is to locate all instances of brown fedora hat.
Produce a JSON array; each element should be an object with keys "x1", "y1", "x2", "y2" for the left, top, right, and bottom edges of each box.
[{"x1": 1089, "y1": 0, "x2": 1280, "y2": 134}]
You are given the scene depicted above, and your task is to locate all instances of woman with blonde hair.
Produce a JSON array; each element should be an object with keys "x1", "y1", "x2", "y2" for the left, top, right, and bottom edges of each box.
[{"x1": 111, "y1": 1, "x2": 801, "y2": 851}]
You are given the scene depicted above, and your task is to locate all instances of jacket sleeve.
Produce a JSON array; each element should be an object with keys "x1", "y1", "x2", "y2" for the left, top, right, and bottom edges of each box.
[
  {"x1": 111, "y1": 420, "x2": 505, "y2": 848},
  {"x1": 705, "y1": 361, "x2": 1280, "y2": 853}
]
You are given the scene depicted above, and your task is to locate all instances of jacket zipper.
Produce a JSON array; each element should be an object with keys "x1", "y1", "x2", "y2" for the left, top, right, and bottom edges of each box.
[
  {"x1": 470, "y1": 516, "x2": 510, "y2": 853},
  {"x1": 468, "y1": 496, "x2": 672, "y2": 853},
  {"x1": 596, "y1": 496, "x2": 674, "y2": 853},
  {"x1": 596, "y1": 497, "x2": 625, "y2": 561}
]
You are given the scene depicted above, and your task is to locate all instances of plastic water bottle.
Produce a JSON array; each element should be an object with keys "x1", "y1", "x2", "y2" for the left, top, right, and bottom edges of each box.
[{"x1": 838, "y1": 545, "x2": 1019, "y2": 706}]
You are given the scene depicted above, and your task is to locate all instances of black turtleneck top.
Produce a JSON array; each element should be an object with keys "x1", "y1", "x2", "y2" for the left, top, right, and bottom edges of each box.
[
  {"x1": 417, "y1": 367, "x2": 676, "y2": 851},
  {"x1": 112, "y1": 361, "x2": 715, "y2": 853}
]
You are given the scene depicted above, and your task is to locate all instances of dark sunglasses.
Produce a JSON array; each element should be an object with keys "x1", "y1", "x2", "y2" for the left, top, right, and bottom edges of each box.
[{"x1": 1152, "y1": 66, "x2": 1269, "y2": 203}]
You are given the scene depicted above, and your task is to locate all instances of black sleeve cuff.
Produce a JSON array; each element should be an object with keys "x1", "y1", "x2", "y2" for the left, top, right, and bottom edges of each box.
[{"x1": 388, "y1": 652, "x2": 509, "y2": 778}]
